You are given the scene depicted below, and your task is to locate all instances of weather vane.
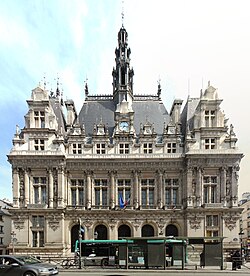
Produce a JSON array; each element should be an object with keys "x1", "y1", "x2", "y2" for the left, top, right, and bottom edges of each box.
[{"x1": 121, "y1": 0, "x2": 124, "y2": 27}]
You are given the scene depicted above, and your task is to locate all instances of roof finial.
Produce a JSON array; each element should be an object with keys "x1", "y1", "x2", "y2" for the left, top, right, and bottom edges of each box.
[
  {"x1": 121, "y1": 0, "x2": 125, "y2": 27},
  {"x1": 157, "y1": 77, "x2": 161, "y2": 100},
  {"x1": 84, "y1": 77, "x2": 89, "y2": 98},
  {"x1": 55, "y1": 73, "x2": 60, "y2": 97},
  {"x1": 43, "y1": 73, "x2": 47, "y2": 90},
  {"x1": 61, "y1": 87, "x2": 64, "y2": 106}
]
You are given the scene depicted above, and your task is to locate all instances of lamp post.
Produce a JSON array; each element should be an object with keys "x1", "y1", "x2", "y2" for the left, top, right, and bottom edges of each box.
[
  {"x1": 239, "y1": 229, "x2": 244, "y2": 263},
  {"x1": 78, "y1": 218, "x2": 82, "y2": 269}
]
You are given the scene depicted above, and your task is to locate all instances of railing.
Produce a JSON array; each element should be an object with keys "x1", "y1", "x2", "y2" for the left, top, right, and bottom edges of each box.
[{"x1": 67, "y1": 153, "x2": 183, "y2": 159}]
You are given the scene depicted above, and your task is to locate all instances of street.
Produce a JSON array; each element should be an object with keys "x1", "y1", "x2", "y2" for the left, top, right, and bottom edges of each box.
[
  {"x1": 58, "y1": 265, "x2": 250, "y2": 276},
  {"x1": 59, "y1": 272, "x2": 250, "y2": 276}
]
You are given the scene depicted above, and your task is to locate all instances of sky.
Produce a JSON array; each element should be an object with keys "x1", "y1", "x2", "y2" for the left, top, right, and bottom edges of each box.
[{"x1": 0, "y1": 0, "x2": 249, "y2": 200}]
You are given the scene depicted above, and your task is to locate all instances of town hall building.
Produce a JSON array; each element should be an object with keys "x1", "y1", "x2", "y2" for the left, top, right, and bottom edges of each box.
[{"x1": 8, "y1": 25, "x2": 243, "y2": 258}]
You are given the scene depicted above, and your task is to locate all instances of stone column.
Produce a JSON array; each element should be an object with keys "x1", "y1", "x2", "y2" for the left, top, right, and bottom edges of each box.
[
  {"x1": 186, "y1": 166, "x2": 193, "y2": 207},
  {"x1": 13, "y1": 168, "x2": 20, "y2": 207},
  {"x1": 86, "y1": 172, "x2": 92, "y2": 209},
  {"x1": 157, "y1": 170, "x2": 163, "y2": 209},
  {"x1": 220, "y1": 167, "x2": 227, "y2": 206},
  {"x1": 109, "y1": 171, "x2": 115, "y2": 209},
  {"x1": 24, "y1": 169, "x2": 30, "y2": 206},
  {"x1": 133, "y1": 171, "x2": 139, "y2": 209},
  {"x1": 196, "y1": 167, "x2": 202, "y2": 206},
  {"x1": 57, "y1": 166, "x2": 65, "y2": 208},
  {"x1": 138, "y1": 177, "x2": 141, "y2": 207},
  {"x1": 48, "y1": 169, "x2": 54, "y2": 208}
]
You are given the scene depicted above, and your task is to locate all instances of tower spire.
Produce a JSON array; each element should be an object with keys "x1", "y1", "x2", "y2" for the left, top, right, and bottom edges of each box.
[{"x1": 112, "y1": 24, "x2": 134, "y2": 106}]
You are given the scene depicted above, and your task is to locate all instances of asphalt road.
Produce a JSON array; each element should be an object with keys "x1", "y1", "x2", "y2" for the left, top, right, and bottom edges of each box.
[
  {"x1": 59, "y1": 266, "x2": 250, "y2": 276},
  {"x1": 59, "y1": 272, "x2": 250, "y2": 276}
]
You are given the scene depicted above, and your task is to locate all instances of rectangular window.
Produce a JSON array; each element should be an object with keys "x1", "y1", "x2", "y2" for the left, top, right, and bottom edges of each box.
[
  {"x1": 34, "y1": 111, "x2": 45, "y2": 128},
  {"x1": 96, "y1": 143, "x2": 106, "y2": 154},
  {"x1": 72, "y1": 143, "x2": 82, "y2": 154},
  {"x1": 164, "y1": 178, "x2": 179, "y2": 207},
  {"x1": 118, "y1": 179, "x2": 131, "y2": 207},
  {"x1": 70, "y1": 179, "x2": 85, "y2": 206},
  {"x1": 205, "y1": 110, "x2": 216, "y2": 127},
  {"x1": 205, "y1": 138, "x2": 216, "y2": 149},
  {"x1": 206, "y1": 230, "x2": 219, "y2": 237},
  {"x1": 33, "y1": 177, "x2": 47, "y2": 204},
  {"x1": 0, "y1": 226, "x2": 3, "y2": 233},
  {"x1": 167, "y1": 143, "x2": 176, "y2": 153},
  {"x1": 32, "y1": 231, "x2": 44, "y2": 247},
  {"x1": 141, "y1": 179, "x2": 155, "y2": 207},
  {"x1": 32, "y1": 216, "x2": 45, "y2": 228},
  {"x1": 143, "y1": 143, "x2": 153, "y2": 154},
  {"x1": 203, "y1": 176, "x2": 217, "y2": 203},
  {"x1": 0, "y1": 238, "x2": 3, "y2": 245},
  {"x1": 119, "y1": 143, "x2": 129, "y2": 154},
  {"x1": 34, "y1": 139, "x2": 45, "y2": 151},
  {"x1": 206, "y1": 215, "x2": 219, "y2": 227},
  {"x1": 94, "y1": 179, "x2": 108, "y2": 207}
]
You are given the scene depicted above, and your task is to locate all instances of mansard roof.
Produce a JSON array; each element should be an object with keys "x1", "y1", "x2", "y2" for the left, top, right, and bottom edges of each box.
[{"x1": 79, "y1": 97, "x2": 170, "y2": 137}]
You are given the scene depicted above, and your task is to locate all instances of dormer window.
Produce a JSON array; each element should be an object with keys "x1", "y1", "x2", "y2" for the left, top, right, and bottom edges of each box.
[
  {"x1": 34, "y1": 139, "x2": 45, "y2": 151},
  {"x1": 205, "y1": 110, "x2": 216, "y2": 127},
  {"x1": 143, "y1": 143, "x2": 153, "y2": 154},
  {"x1": 34, "y1": 111, "x2": 45, "y2": 128},
  {"x1": 167, "y1": 142, "x2": 176, "y2": 153},
  {"x1": 205, "y1": 138, "x2": 216, "y2": 149},
  {"x1": 72, "y1": 143, "x2": 82, "y2": 154},
  {"x1": 119, "y1": 143, "x2": 129, "y2": 154},
  {"x1": 96, "y1": 143, "x2": 106, "y2": 154}
]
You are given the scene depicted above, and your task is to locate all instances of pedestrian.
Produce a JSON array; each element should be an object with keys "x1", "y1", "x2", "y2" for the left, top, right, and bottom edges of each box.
[{"x1": 200, "y1": 251, "x2": 205, "y2": 268}]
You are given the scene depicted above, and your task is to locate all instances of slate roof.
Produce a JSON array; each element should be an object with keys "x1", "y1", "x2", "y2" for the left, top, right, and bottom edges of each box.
[
  {"x1": 79, "y1": 98, "x2": 171, "y2": 137},
  {"x1": 50, "y1": 98, "x2": 67, "y2": 134}
]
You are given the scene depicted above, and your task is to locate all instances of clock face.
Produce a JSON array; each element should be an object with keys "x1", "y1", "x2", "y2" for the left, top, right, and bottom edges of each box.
[{"x1": 119, "y1": 121, "x2": 129, "y2": 131}]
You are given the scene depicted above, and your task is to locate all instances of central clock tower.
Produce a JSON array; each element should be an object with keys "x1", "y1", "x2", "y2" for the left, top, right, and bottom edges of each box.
[{"x1": 112, "y1": 26, "x2": 135, "y2": 136}]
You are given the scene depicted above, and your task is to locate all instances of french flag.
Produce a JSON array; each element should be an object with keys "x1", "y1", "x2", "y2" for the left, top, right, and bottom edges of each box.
[{"x1": 119, "y1": 193, "x2": 130, "y2": 209}]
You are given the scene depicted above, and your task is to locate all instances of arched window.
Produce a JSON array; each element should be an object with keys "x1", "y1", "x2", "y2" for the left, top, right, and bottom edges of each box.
[
  {"x1": 165, "y1": 224, "x2": 178, "y2": 237},
  {"x1": 118, "y1": 224, "x2": 131, "y2": 238},
  {"x1": 94, "y1": 224, "x2": 108, "y2": 240},
  {"x1": 141, "y1": 224, "x2": 154, "y2": 237}
]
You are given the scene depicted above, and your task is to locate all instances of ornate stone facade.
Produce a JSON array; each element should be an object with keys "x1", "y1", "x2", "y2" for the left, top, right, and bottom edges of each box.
[{"x1": 8, "y1": 26, "x2": 243, "y2": 257}]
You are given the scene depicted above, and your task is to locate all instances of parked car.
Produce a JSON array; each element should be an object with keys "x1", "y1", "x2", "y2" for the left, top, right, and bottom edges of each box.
[{"x1": 0, "y1": 255, "x2": 58, "y2": 276}]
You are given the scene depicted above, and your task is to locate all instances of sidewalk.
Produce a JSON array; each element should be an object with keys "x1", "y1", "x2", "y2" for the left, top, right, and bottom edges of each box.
[{"x1": 59, "y1": 262, "x2": 250, "y2": 273}]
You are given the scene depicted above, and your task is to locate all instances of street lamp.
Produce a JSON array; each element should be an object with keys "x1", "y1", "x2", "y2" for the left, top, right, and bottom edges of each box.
[
  {"x1": 78, "y1": 219, "x2": 82, "y2": 269},
  {"x1": 239, "y1": 229, "x2": 244, "y2": 263}
]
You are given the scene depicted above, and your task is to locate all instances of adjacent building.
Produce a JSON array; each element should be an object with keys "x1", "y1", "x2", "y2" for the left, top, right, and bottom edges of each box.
[
  {"x1": 239, "y1": 193, "x2": 250, "y2": 256},
  {"x1": 7, "y1": 26, "x2": 243, "y2": 258},
  {"x1": 0, "y1": 199, "x2": 12, "y2": 255}
]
